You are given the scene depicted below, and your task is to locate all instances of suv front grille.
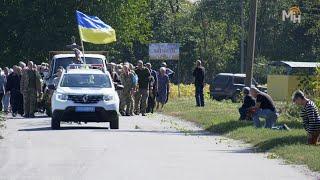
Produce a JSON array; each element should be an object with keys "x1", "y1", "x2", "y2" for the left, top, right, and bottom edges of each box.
[{"x1": 68, "y1": 95, "x2": 103, "y2": 104}]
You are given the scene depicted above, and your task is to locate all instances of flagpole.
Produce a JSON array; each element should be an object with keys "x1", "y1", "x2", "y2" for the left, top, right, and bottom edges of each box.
[
  {"x1": 76, "y1": 11, "x2": 86, "y2": 64},
  {"x1": 80, "y1": 39, "x2": 86, "y2": 64}
]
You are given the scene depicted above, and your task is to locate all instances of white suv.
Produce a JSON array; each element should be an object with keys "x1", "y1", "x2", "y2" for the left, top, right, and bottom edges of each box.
[{"x1": 50, "y1": 65, "x2": 121, "y2": 129}]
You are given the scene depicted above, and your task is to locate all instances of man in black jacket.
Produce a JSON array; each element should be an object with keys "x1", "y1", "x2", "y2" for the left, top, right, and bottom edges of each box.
[
  {"x1": 250, "y1": 87, "x2": 277, "y2": 128},
  {"x1": 239, "y1": 87, "x2": 256, "y2": 120},
  {"x1": 134, "y1": 60, "x2": 152, "y2": 116},
  {"x1": 193, "y1": 60, "x2": 205, "y2": 107},
  {"x1": 6, "y1": 66, "x2": 23, "y2": 117},
  {"x1": 146, "y1": 63, "x2": 158, "y2": 114}
]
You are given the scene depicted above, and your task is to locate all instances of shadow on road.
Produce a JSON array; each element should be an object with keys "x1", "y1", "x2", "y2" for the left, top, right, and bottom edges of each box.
[
  {"x1": 7, "y1": 115, "x2": 49, "y2": 120},
  {"x1": 18, "y1": 127, "x2": 212, "y2": 136},
  {"x1": 19, "y1": 126, "x2": 109, "y2": 131},
  {"x1": 104, "y1": 129, "x2": 212, "y2": 136},
  {"x1": 206, "y1": 120, "x2": 252, "y2": 135},
  {"x1": 254, "y1": 135, "x2": 306, "y2": 152},
  {"x1": 209, "y1": 147, "x2": 255, "y2": 154}
]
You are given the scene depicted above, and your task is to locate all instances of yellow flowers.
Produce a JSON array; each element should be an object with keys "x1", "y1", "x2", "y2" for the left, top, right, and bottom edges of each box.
[{"x1": 169, "y1": 84, "x2": 210, "y2": 99}]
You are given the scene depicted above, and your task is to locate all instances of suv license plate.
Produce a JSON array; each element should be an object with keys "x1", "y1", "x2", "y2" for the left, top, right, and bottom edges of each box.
[{"x1": 75, "y1": 107, "x2": 95, "y2": 112}]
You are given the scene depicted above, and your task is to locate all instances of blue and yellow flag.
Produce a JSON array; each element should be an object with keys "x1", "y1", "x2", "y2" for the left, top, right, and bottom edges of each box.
[{"x1": 76, "y1": 11, "x2": 116, "y2": 44}]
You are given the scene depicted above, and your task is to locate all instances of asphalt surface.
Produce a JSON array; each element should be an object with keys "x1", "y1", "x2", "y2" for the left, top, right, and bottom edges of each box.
[{"x1": 0, "y1": 113, "x2": 318, "y2": 180}]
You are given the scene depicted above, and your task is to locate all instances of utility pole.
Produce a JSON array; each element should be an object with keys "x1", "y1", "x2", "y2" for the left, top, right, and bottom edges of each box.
[
  {"x1": 240, "y1": 0, "x2": 245, "y2": 73},
  {"x1": 245, "y1": 0, "x2": 258, "y2": 87},
  {"x1": 169, "y1": 0, "x2": 181, "y2": 97}
]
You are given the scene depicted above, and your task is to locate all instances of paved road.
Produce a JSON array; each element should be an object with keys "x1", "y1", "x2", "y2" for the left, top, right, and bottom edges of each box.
[{"x1": 0, "y1": 114, "x2": 317, "y2": 180}]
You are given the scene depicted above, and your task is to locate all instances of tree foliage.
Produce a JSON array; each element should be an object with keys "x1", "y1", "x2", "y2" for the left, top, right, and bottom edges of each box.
[{"x1": 0, "y1": 0, "x2": 319, "y2": 83}]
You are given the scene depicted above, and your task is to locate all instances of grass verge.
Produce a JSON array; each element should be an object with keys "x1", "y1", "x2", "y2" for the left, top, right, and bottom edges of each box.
[{"x1": 163, "y1": 98, "x2": 320, "y2": 172}]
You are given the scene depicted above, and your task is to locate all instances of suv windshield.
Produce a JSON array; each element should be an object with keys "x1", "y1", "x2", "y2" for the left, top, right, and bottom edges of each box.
[
  {"x1": 214, "y1": 75, "x2": 230, "y2": 85},
  {"x1": 53, "y1": 57, "x2": 104, "y2": 74},
  {"x1": 234, "y1": 76, "x2": 245, "y2": 84},
  {"x1": 60, "y1": 74, "x2": 112, "y2": 88}
]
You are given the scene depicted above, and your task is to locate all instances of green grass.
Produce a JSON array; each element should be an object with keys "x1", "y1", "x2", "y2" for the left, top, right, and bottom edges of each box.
[{"x1": 163, "y1": 98, "x2": 320, "y2": 172}]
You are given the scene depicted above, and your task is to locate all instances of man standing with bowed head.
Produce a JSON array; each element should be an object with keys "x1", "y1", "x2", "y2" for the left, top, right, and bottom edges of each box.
[
  {"x1": 193, "y1": 60, "x2": 205, "y2": 107},
  {"x1": 250, "y1": 87, "x2": 277, "y2": 128},
  {"x1": 20, "y1": 61, "x2": 42, "y2": 118},
  {"x1": 134, "y1": 60, "x2": 151, "y2": 116},
  {"x1": 293, "y1": 90, "x2": 320, "y2": 145}
]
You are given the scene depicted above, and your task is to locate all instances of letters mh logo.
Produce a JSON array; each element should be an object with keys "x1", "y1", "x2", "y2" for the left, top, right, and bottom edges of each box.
[{"x1": 282, "y1": 6, "x2": 301, "y2": 24}]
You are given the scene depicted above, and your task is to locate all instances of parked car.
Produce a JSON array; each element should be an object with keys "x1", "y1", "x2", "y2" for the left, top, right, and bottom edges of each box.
[{"x1": 209, "y1": 73, "x2": 267, "y2": 103}]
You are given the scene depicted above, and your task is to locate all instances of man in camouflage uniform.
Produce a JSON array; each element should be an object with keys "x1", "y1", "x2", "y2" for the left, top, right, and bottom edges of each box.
[
  {"x1": 120, "y1": 64, "x2": 135, "y2": 116},
  {"x1": 20, "y1": 61, "x2": 42, "y2": 118},
  {"x1": 134, "y1": 60, "x2": 152, "y2": 116}
]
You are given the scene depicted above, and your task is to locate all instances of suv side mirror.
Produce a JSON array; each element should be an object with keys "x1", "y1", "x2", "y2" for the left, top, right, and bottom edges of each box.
[
  {"x1": 48, "y1": 84, "x2": 56, "y2": 90},
  {"x1": 115, "y1": 84, "x2": 124, "y2": 91}
]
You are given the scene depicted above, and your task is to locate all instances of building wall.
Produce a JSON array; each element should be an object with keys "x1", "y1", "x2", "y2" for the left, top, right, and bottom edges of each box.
[{"x1": 267, "y1": 75, "x2": 300, "y2": 101}]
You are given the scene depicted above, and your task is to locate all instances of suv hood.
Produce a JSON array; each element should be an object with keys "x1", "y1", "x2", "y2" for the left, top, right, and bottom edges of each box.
[{"x1": 57, "y1": 87, "x2": 115, "y2": 95}]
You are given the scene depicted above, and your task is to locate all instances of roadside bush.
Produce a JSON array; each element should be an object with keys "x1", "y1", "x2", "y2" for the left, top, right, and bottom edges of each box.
[
  {"x1": 169, "y1": 84, "x2": 210, "y2": 99},
  {"x1": 297, "y1": 67, "x2": 320, "y2": 103},
  {"x1": 276, "y1": 101, "x2": 301, "y2": 120}
]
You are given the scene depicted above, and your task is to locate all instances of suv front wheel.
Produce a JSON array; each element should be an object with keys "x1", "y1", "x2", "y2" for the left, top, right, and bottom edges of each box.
[
  {"x1": 51, "y1": 112, "x2": 61, "y2": 130},
  {"x1": 110, "y1": 114, "x2": 119, "y2": 129}
]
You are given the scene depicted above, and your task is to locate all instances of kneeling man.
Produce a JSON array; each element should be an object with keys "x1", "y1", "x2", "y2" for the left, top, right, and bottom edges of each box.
[
  {"x1": 250, "y1": 87, "x2": 277, "y2": 128},
  {"x1": 293, "y1": 90, "x2": 320, "y2": 145}
]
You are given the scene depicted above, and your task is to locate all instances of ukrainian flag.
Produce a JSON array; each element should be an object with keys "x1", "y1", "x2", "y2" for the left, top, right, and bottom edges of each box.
[{"x1": 76, "y1": 11, "x2": 116, "y2": 44}]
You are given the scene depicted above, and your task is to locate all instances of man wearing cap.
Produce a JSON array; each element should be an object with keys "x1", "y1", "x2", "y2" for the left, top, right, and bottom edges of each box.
[
  {"x1": 250, "y1": 87, "x2": 277, "y2": 128},
  {"x1": 293, "y1": 90, "x2": 320, "y2": 145},
  {"x1": 238, "y1": 87, "x2": 256, "y2": 120},
  {"x1": 134, "y1": 60, "x2": 151, "y2": 116}
]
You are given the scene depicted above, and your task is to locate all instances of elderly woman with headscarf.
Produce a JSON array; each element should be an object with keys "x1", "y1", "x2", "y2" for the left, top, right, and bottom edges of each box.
[{"x1": 156, "y1": 67, "x2": 170, "y2": 111}]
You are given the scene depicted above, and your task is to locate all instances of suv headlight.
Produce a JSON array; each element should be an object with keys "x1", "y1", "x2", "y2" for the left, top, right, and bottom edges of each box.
[
  {"x1": 103, "y1": 95, "x2": 114, "y2": 101},
  {"x1": 56, "y1": 93, "x2": 68, "y2": 101}
]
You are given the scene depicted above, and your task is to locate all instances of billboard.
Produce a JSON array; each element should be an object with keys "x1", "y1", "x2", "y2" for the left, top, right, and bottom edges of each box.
[{"x1": 149, "y1": 43, "x2": 179, "y2": 60}]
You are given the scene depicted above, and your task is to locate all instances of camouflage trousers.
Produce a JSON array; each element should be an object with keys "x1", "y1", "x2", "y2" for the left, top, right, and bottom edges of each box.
[
  {"x1": 134, "y1": 88, "x2": 149, "y2": 114},
  {"x1": 23, "y1": 90, "x2": 37, "y2": 115},
  {"x1": 120, "y1": 91, "x2": 133, "y2": 114}
]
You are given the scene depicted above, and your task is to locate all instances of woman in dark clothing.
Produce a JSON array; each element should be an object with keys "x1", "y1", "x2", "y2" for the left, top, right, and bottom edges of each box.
[
  {"x1": 156, "y1": 67, "x2": 170, "y2": 111},
  {"x1": 239, "y1": 87, "x2": 256, "y2": 120},
  {"x1": 6, "y1": 66, "x2": 23, "y2": 117}
]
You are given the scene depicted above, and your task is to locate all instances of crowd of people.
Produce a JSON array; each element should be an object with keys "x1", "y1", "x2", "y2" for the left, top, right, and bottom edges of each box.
[
  {"x1": 238, "y1": 87, "x2": 320, "y2": 145},
  {"x1": 0, "y1": 61, "x2": 48, "y2": 118},
  {"x1": 108, "y1": 60, "x2": 175, "y2": 116},
  {"x1": 0, "y1": 58, "x2": 178, "y2": 118},
  {"x1": 0, "y1": 57, "x2": 319, "y2": 145}
]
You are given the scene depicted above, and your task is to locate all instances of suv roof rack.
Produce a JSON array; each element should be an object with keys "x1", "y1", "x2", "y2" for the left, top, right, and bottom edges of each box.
[
  {"x1": 48, "y1": 51, "x2": 108, "y2": 60},
  {"x1": 66, "y1": 64, "x2": 105, "y2": 73}
]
